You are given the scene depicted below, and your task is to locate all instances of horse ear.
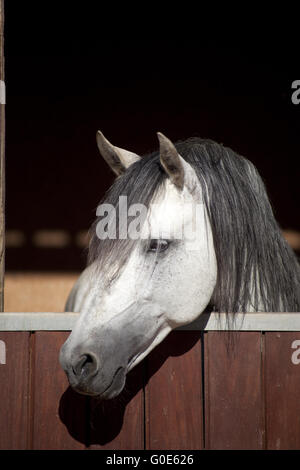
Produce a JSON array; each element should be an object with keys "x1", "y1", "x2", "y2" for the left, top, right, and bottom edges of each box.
[
  {"x1": 96, "y1": 131, "x2": 141, "y2": 176},
  {"x1": 157, "y1": 132, "x2": 184, "y2": 189},
  {"x1": 157, "y1": 132, "x2": 196, "y2": 191}
]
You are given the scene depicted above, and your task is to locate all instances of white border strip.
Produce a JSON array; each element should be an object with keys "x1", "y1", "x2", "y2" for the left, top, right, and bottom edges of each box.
[
  {"x1": 178, "y1": 313, "x2": 300, "y2": 331},
  {"x1": 0, "y1": 313, "x2": 79, "y2": 331},
  {"x1": 0, "y1": 312, "x2": 300, "y2": 331}
]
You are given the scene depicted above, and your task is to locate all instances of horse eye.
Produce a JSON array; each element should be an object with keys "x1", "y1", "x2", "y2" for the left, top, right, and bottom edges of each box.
[{"x1": 148, "y1": 239, "x2": 169, "y2": 253}]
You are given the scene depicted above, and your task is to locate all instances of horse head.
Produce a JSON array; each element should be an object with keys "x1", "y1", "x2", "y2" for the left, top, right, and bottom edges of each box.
[
  {"x1": 59, "y1": 131, "x2": 217, "y2": 398},
  {"x1": 60, "y1": 130, "x2": 300, "y2": 399}
]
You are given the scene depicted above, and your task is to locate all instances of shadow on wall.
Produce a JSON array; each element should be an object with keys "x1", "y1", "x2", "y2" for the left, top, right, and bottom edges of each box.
[{"x1": 58, "y1": 330, "x2": 202, "y2": 446}]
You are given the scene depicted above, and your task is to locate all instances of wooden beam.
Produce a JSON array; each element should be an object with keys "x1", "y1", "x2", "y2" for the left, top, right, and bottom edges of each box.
[
  {"x1": 0, "y1": 0, "x2": 4, "y2": 312},
  {"x1": 0, "y1": 312, "x2": 300, "y2": 331}
]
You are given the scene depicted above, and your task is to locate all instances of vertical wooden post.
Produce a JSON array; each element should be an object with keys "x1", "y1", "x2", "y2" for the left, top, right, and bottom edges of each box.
[{"x1": 0, "y1": 0, "x2": 5, "y2": 311}]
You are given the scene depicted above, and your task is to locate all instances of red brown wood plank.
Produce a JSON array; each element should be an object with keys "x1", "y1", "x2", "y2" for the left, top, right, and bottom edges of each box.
[
  {"x1": 0, "y1": 332, "x2": 30, "y2": 449},
  {"x1": 145, "y1": 331, "x2": 203, "y2": 450},
  {"x1": 265, "y1": 332, "x2": 300, "y2": 449},
  {"x1": 32, "y1": 331, "x2": 86, "y2": 449},
  {"x1": 204, "y1": 331, "x2": 264, "y2": 449},
  {"x1": 88, "y1": 362, "x2": 144, "y2": 450}
]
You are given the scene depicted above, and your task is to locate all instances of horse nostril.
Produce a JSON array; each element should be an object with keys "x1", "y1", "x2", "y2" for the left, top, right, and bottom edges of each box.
[{"x1": 72, "y1": 353, "x2": 98, "y2": 379}]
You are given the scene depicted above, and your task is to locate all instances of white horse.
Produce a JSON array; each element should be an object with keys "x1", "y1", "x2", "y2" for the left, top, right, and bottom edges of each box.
[{"x1": 60, "y1": 131, "x2": 300, "y2": 399}]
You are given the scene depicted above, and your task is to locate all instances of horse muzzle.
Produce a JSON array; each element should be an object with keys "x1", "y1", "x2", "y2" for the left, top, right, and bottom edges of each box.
[{"x1": 59, "y1": 344, "x2": 127, "y2": 399}]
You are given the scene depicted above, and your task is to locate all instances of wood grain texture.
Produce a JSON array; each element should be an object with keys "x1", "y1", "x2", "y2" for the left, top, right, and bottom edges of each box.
[
  {"x1": 204, "y1": 331, "x2": 264, "y2": 449},
  {"x1": 1, "y1": 327, "x2": 300, "y2": 449},
  {"x1": 265, "y1": 332, "x2": 300, "y2": 449},
  {"x1": 145, "y1": 331, "x2": 203, "y2": 450},
  {"x1": 32, "y1": 331, "x2": 86, "y2": 449},
  {"x1": 0, "y1": 332, "x2": 30, "y2": 449}
]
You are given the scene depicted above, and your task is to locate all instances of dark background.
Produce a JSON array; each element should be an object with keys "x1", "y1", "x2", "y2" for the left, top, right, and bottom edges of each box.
[{"x1": 3, "y1": 4, "x2": 300, "y2": 271}]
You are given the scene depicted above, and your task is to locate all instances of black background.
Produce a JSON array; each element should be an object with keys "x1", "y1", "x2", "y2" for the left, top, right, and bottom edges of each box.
[{"x1": 3, "y1": 4, "x2": 300, "y2": 271}]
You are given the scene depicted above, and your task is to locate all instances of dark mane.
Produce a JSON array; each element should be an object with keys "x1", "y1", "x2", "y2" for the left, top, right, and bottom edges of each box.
[{"x1": 88, "y1": 137, "x2": 300, "y2": 312}]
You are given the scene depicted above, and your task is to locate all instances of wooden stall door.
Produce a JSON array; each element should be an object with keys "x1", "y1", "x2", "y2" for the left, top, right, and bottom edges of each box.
[
  {"x1": 145, "y1": 331, "x2": 204, "y2": 450},
  {"x1": 0, "y1": 332, "x2": 30, "y2": 449},
  {"x1": 32, "y1": 331, "x2": 144, "y2": 450},
  {"x1": 204, "y1": 331, "x2": 264, "y2": 449},
  {"x1": 265, "y1": 332, "x2": 300, "y2": 449},
  {"x1": 32, "y1": 332, "x2": 86, "y2": 449}
]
